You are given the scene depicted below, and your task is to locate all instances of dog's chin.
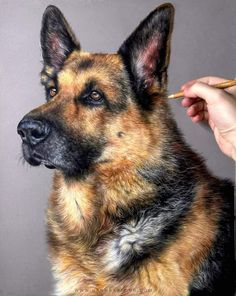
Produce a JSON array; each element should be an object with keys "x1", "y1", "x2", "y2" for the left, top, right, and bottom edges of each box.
[
  {"x1": 22, "y1": 145, "x2": 56, "y2": 169},
  {"x1": 22, "y1": 148, "x2": 85, "y2": 178},
  {"x1": 24, "y1": 153, "x2": 56, "y2": 170},
  {"x1": 21, "y1": 139, "x2": 97, "y2": 178}
]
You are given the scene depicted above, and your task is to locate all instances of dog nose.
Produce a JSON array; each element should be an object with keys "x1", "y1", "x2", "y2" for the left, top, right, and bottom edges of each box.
[{"x1": 17, "y1": 118, "x2": 50, "y2": 145}]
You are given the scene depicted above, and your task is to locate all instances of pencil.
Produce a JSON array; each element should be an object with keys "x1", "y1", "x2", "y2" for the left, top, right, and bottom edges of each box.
[{"x1": 168, "y1": 79, "x2": 236, "y2": 99}]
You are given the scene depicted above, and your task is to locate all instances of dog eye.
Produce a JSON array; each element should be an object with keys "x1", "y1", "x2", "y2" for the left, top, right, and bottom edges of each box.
[
  {"x1": 49, "y1": 88, "x2": 57, "y2": 98},
  {"x1": 89, "y1": 91, "x2": 102, "y2": 101}
]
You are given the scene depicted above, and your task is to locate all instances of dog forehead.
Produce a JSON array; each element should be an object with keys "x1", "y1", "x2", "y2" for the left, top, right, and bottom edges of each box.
[
  {"x1": 58, "y1": 51, "x2": 128, "y2": 94},
  {"x1": 62, "y1": 51, "x2": 123, "y2": 77}
]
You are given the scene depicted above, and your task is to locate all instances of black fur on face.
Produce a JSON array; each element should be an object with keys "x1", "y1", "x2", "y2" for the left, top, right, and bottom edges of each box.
[
  {"x1": 118, "y1": 3, "x2": 174, "y2": 109},
  {"x1": 20, "y1": 115, "x2": 106, "y2": 178}
]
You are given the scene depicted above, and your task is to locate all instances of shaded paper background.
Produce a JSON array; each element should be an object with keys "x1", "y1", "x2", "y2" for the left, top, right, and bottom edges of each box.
[{"x1": 0, "y1": 0, "x2": 235, "y2": 295}]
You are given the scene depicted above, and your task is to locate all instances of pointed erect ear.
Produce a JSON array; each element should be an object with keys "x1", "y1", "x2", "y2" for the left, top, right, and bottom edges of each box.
[
  {"x1": 118, "y1": 3, "x2": 174, "y2": 94},
  {"x1": 41, "y1": 5, "x2": 80, "y2": 71}
]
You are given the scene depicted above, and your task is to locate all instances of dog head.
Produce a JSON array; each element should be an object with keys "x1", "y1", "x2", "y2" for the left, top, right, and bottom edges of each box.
[{"x1": 17, "y1": 4, "x2": 174, "y2": 178}]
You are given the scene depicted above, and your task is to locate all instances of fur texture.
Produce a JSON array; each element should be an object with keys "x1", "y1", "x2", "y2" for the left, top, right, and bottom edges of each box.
[{"x1": 17, "y1": 3, "x2": 234, "y2": 296}]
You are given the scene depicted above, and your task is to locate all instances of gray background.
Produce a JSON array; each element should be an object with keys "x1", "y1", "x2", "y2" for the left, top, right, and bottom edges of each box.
[{"x1": 0, "y1": 0, "x2": 235, "y2": 295}]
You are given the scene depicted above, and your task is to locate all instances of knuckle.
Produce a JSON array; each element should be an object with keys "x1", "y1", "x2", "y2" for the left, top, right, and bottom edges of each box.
[
  {"x1": 191, "y1": 82, "x2": 200, "y2": 90},
  {"x1": 191, "y1": 82, "x2": 203, "y2": 93}
]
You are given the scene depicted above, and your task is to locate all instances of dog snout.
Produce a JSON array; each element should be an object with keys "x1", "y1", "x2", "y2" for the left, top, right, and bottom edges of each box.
[{"x1": 17, "y1": 118, "x2": 51, "y2": 146}]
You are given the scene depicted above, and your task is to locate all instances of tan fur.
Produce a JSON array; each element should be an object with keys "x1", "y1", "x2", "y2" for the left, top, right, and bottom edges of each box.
[
  {"x1": 34, "y1": 52, "x2": 218, "y2": 296},
  {"x1": 28, "y1": 51, "x2": 224, "y2": 296},
  {"x1": 47, "y1": 175, "x2": 219, "y2": 296},
  {"x1": 17, "y1": 4, "x2": 233, "y2": 295}
]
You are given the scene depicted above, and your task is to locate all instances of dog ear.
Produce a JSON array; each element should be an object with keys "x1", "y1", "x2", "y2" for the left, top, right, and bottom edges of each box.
[
  {"x1": 41, "y1": 5, "x2": 79, "y2": 70},
  {"x1": 118, "y1": 3, "x2": 174, "y2": 97}
]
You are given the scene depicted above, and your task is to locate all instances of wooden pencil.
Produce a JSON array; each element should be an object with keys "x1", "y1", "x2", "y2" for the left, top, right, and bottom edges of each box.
[{"x1": 168, "y1": 79, "x2": 236, "y2": 99}]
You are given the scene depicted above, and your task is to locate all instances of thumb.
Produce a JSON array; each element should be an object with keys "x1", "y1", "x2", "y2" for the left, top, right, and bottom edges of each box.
[{"x1": 183, "y1": 82, "x2": 224, "y2": 105}]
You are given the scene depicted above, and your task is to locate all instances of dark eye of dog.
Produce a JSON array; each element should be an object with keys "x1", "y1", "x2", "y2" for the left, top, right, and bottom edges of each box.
[
  {"x1": 84, "y1": 90, "x2": 104, "y2": 105},
  {"x1": 49, "y1": 88, "x2": 57, "y2": 98},
  {"x1": 89, "y1": 91, "x2": 102, "y2": 101}
]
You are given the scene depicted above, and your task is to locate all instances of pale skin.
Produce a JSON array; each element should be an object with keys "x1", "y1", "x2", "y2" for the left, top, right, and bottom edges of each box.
[{"x1": 181, "y1": 76, "x2": 236, "y2": 161}]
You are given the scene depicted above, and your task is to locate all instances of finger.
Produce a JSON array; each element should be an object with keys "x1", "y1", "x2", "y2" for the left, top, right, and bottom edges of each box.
[
  {"x1": 195, "y1": 76, "x2": 229, "y2": 85},
  {"x1": 187, "y1": 101, "x2": 205, "y2": 117},
  {"x1": 180, "y1": 76, "x2": 235, "y2": 94},
  {"x1": 196, "y1": 77, "x2": 236, "y2": 95},
  {"x1": 181, "y1": 97, "x2": 202, "y2": 107},
  {"x1": 191, "y1": 113, "x2": 204, "y2": 123},
  {"x1": 183, "y1": 82, "x2": 228, "y2": 105},
  {"x1": 190, "y1": 111, "x2": 208, "y2": 123},
  {"x1": 181, "y1": 76, "x2": 229, "y2": 91}
]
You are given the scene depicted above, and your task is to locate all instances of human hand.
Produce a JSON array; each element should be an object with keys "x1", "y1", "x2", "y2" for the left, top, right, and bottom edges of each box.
[{"x1": 181, "y1": 76, "x2": 236, "y2": 161}]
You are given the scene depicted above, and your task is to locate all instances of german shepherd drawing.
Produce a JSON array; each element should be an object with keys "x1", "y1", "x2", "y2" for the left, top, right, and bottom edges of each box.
[{"x1": 17, "y1": 3, "x2": 234, "y2": 296}]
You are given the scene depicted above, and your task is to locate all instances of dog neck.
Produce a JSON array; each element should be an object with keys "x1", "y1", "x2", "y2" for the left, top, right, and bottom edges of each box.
[{"x1": 47, "y1": 155, "x2": 157, "y2": 248}]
